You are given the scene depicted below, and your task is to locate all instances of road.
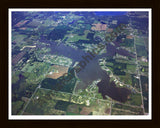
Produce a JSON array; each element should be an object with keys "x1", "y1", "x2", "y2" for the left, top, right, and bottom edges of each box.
[
  {"x1": 20, "y1": 69, "x2": 50, "y2": 115},
  {"x1": 133, "y1": 35, "x2": 145, "y2": 114}
]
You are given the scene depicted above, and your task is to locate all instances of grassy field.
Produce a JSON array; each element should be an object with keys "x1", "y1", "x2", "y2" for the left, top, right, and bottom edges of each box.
[
  {"x1": 12, "y1": 33, "x2": 28, "y2": 45},
  {"x1": 136, "y1": 45, "x2": 148, "y2": 57},
  {"x1": 65, "y1": 30, "x2": 90, "y2": 42},
  {"x1": 119, "y1": 73, "x2": 132, "y2": 85},
  {"x1": 135, "y1": 36, "x2": 145, "y2": 46},
  {"x1": 112, "y1": 102, "x2": 143, "y2": 115},
  {"x1": 21, "y1": 63, "x2": 35, "y2": 73},
  {"x1": 126, "y1": 64, "x2": 137, "y2": 73},
  {"x1": 23, "y1": 87, "x2": 112, "y2": 115},
  {"x1": 111, "y1": 108, "x2": 137, "y2": 115},
  {"x1": 125, "y1": 93, "x2": 142, "y2": 106},
  {"x1": 46, "y1": 65, "x2": 69, "y2": 79},
  {"x1": 138, "y1": 60, "x2": 148, "y2": 67},
  {"x1": 22, "y1": 62, "x2": 50, "y2": 84}
]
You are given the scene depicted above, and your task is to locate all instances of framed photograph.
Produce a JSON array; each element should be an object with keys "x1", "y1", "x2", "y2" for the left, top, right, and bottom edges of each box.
[{"x1": 8, "y1": 8, "x2": 152, "y2": 120}]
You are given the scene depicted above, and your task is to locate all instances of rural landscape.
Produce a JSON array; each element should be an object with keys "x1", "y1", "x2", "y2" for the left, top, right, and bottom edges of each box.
[{"x1": 11, "y1": 10, "x2": 149, "y2": 116}]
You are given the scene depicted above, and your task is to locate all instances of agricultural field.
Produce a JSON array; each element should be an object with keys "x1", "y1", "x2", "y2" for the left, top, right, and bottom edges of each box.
[
  {"x1": 11, "y1": 11, "x2": 150, "y2": 117},
  {"x1": 46, "y1": 65, "x2": 69, "y2": 79},
  {"x1": 23, "y1": 88, "x2": 112, "y2": 115}
]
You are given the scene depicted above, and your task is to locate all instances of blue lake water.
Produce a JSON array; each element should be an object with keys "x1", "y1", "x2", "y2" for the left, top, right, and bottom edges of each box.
[{"x1": 94, "y1": 11, "x2": 127, "y2": 16}]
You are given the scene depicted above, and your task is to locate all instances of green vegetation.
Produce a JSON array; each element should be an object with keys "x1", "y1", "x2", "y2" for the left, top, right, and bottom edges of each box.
[
  {"x1": 106, "y1": 62, "x2": 114, "y2": 67},
  {"x1": 12, "y1": 33, "x2": 28, "y2": 45},
  {"x1": 119, "y1": 73, "x2": 132, "y2": 85},
  {"x1": 24, "y1": 88, "x2": 89, "y2": 115},
  {"x1": 21, "y1": 63, "x2": 35, "y2": 73},
  {"x1": 111, "y1": 109, "x2": 137, "y2": 115},
  {"x1": 71, "y1": 95, "x2": 87, "y2": 105},
  {"x1": 12, "y1": 72, "x2": 20, "y2": 84},
  {"x1": 140, "y1": 75, "x2": 148, "y2": 113},
  {"x1": 139, "y1": 61, "x2": 148, "y2": 67},
  {"x1": 120, "y1": 38, "x2": 134, "y2": 47},
  {"x1": 42, "y1": 54, "x2": 72, "y2": 66},
  {"x1": 12, "y1": 100, "x2": 25, "y2": 115},
  {"x1": 131, "y1": 74, "x2": 140, "y2": 91},
  {"x1": 37, "y1": 89, "x2": 71, "y2": 102},
  {"x1": 66, "y1": 104, "x2": 88, "y2": 115},
  {"x1": 12, "y1": 72, "x2": 38, "y2": 100},
  {"x1": 47, "y1": 25, "x2": 71, "y2": 41},
  {"x1": 126, "y1": 93, "x2": 142, "y2": 106},
  {"x1": 77, "y1": 85, "x2": 103, "y2": 100},
  {"x1": 12, "y1": 69, "x2": 41, "y2": 115},
  {"x1": 11, "y1": 11, "x2": 149, "y2": 116},
  {"x1": 23, "y1": 62, "x2": 50, "y2": 84},
  {"x1": 112, "y1": 102, "x2": 143, "y2": 114},
  {"x1": 126, "y1": 64, "x2": 137, "y2": 73},
  {"x1": 25, "y1": 97, "x2": 58, "y2": 115},
  {"x1": 106, "y1": 60, "x2": 128, "y2": 75},
  {"x1": 113, "y1": 62, "x2": 126, "y2": 75},
  {"x1": 115, "y1": 58, "x2": 135, "y2": 64},
  {"x1": 135, "y1": 36, "x2": 145, "y2": 46},
  {"x1": 55, "y1": 100, "x2": 73, "y2": 111},
  {"x1": 12, "y1": 46, "x2": 21, "y2": 55},
  {"x1": 136, "y1": 45, "x2": 148, "y2": 57},
  {"x1": 41, "y1": 78, "x2": 57, "y2": 90},
  {"x1": 140, "y1": 66, "x2": 148, "y2": 73},
  {"x1": 65, "y1": 30, "x2": 89, "y2": 42},
  {"x1": 35, "y1": 47, "x2": 51, "y2": 55},
  {"x1": 85, "y1": 24, "x2": 92, "y2": 30},
  {"x1": 66, "y1": 112, "x2": 79, "y2": 115},
  {"x1": 77, "y1": 20, "x2": 84, "y2": 23},
  {"x1": 67, "y1": 34, "x2": 89, "y2": 42},
  {"x1": 41, "y1": 68, "x2": 77, "y2": 93},
  {"x1": 24, "y1": 89, "x2": 66, "y2": 115}
]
